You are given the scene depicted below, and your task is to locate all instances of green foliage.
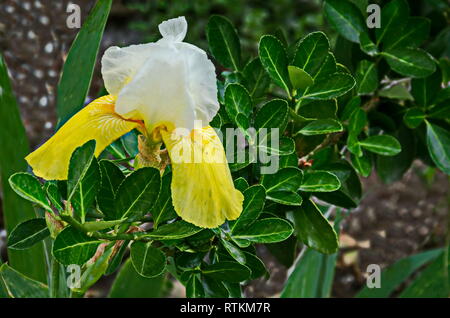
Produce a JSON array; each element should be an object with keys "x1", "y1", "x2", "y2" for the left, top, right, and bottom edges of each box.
[{"x1": 4, "y1": 0, "x2": 450, "y2": 299}]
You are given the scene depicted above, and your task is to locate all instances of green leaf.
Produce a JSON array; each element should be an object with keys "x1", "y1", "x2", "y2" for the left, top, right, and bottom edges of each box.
[
  {"x1": 324, "y1": 0, "x2": 366, "y2": 43},
  {"x1": 52, "y1": 226, "x2": 102, "y2": 265},
  {"x1": 379, "y1": 82, "x2": 414, "y2": 100},
  {"x1": 426, "y1": 122, "x2": 450, "y2": 174},
  {"x1": 375, "y1": 0, "x2": 409, "y2": 46},
  {"x1": 152, "y1": 173, "x2": 177, "y2": 228},
  {"x1": 255, "y1": 99, "x2": 289, "y2": 131},
  {"x1": 114, "y1": 167, "x2": 161, "y2": 220},
  {"x1": 356, "y1": 248, "x2": 443, "y2": 297},
  {"x1": 382, "y1": 48, "x2": 436, "y2": 78},
  {"x1": 288, "y1": 66, "x2": 314, "y2": 91},
  {"x1": 359, "y1": 32, "x2": 379, "y2": 57},
  {"x1": 356, "y1": 60, "x2": 378, "y2": 95},
  {"x1": 258, "y1": 135, "x2": 295, "y2": 157},
  {"x1": 202, "y1": 261, "x2": 251, "y2": 283},
  {"x1": 130, "y1": 241, "x2": 166, "y2": 278},
  {"x1": 45, "y1": 183, "x2": 63, "y2": 211},
  {"x1": 109, "y1": 259, "x2": 166, "y2": 298},
  {"x1": 186, "y1": 274, "x2": 205, "y2": 298},
  {"x1": 259, "y1": 35, "x2": 292, "y2": 96},
  {"x1": 143, "y1": 221, "x2": 202, "y2": 240},
  {"x1": 232, "y1": 218, "x2": 294, "y2": 244},
  {"x1": 301, "y1": 73, "x2": 355, "y2": 100},
  {"x1": 56, "y1": 0, "x2": 112, "y2": 125},
  {"x1": 411, "y1": 70, "x2": 442, "y2": 107},
  {"x1": 8, "y1": 173, "x2": 51, "y2": 211},
  {"x1": 206, "y1": 15, "x2": 241, "y2": 70},
  {"x1": 105, "y1": 240, "x2": 129, "y2": 275},
  {"x1": 7, "y1": 218, "x2": 50, "y2": 250},
  {"x1": 231, "y1": 185, "x2": 266, "y2": 233},
  {"x1": 314, "y1": 52, "x2": 337, "y2": 80},
  {"x1": 299, "y1": 171, "x2": 341, "y2": 192},
  {"x1": 262, "y1": 167, "x2": 303, "y2": 205},
  {"x1": 82, "y1": 219, "x2": 125, "y2": 232},
  {"x1": 376, "y1": 125, "x2": 415, "y2": 183},
  {"x1": 242, "y1": 57, "x2": 271, "y2": 98},
  {"x1": 0, "y1": 54, "x2": 47, "y2": 283},
  {"x1": 293, "y1": 199, "x2": 338, "y2": 254},
  {"x1": 67, "y1": 140, "x2": 100, "y2": 223},
  {"x1": 233, "y1": 177, "x2": 249, "y2": 192},
  {"x1": 297, "y1": 119, "x2": 343, "y2": 136},
  {"x1": 292, "y1": 32, "x2": 330, "y2": 75},
  {"x1": 399, "y1": 251, "x2": 449, "y2": 297},
  {"x1": 351, "y1": 153, "x2": 372, "y2": 177},
  {"x1": 244, "y1": 252, "x2": 268, "y2": 280},
  {"x1": 201, "y1": 275, "x2": 229, "y2": 297},
  {"x1": 384, "y1": 17, "x2": 430, "y2": 50},
  {"x1": 359, "y1": 135, "x2": 402, "y2": 156},
  {"x1": 224, "y1": 83, "x2": 253, "y2": 134},
  {"x1": 97, "y1": 160, "x2": 125, "y2": 219},
  {"x1": 281, "y1": 213, "x2": 341, "y2": 297},
  {"x1": 220, "y1": 238, "x2": 246, "y2": 265},
  {"x1": 403, "y1": 107, "x2": 425, "y2": 129},
  {"x1": 298, "y1": 100, "x2": 338, "y2": 120},
  {"x1": 0, "y1": 264, "x2": 49, "y2": 298}
]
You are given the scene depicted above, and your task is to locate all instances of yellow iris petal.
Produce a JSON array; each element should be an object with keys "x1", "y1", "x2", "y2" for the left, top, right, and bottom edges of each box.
[
  {"x1": 26, "y1": 95, "x2": 140, "y2": 180},
  {"x1": 161, "y1": 126, "x2": 244, "y2": 228}
]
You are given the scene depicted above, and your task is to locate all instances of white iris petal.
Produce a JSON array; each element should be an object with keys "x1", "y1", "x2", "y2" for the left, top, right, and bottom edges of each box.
[{"x1": 100, "y1": 16, "x2": 219, "y2": 132}]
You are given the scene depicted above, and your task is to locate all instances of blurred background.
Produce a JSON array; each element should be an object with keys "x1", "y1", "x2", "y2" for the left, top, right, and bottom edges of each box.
[{"x1": 0, "y1": 0, "x2": 449, "y2": 297}]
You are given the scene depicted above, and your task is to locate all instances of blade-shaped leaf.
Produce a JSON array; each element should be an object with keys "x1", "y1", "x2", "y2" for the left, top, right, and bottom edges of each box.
[
  {"x1": 202, "y1": 261, "x2": 251, "y2": 283},
  {"x1": 382, "y1": 48, "x2": 436, "y2": 78},
  {"x1": 356, "y1": 60, "x2": 378, "y2": 95},
  {"x1": 231, "y1": 185, "x2": 266, "y2": 233},
  {"x1": 292, "y1": 32, "x2": 330, "y2": 75},
  {"x1": 359, "y1": 135, "x2": 402, "y2": 156},
  {"x1": 299, "y1": 171, "x2": 341, "y2": 192},
  {"x1": 8, "y1": 173, "x2": 52, "y2": 211},
  {"x1": 384, "y1": 17, "x2": 430, "y2": 50},
  {"x1": 324, "y1": 0, "x2": 366, "y2": 43},
  {"x1": 297, "y1": 119, "x2": 343, "y2": 136},
  {"x1": 56, "y1": 0, "x2": 112, "y2": 125},
  {"x1": 232, "y1": 218, "x2": 294, "y2": 244},
  {"x1": 375, "y1": 0, "x2": 409, "y2": 46},
  {"x1": 143, "y1": 221, "x2": 202, "y2": 240},
  {"x1": 301, "y1": 73, "x2": 355, "y2": 100}
]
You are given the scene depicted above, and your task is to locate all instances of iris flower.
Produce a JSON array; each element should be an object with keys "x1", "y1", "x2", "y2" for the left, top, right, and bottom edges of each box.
[{"x1": 26, "y1": 17, "x2": 244, "y2": 228}]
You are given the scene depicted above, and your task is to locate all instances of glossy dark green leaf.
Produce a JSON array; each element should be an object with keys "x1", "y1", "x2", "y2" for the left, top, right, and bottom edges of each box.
[
  {"x1": 224, "y1": 83, "x2": 252, "y2": 134},
  {"x1": 231, "y1": 185, "x2": 266, "y2": 233},
  {"x1": 7, "y1": 218, "x2": 50, "y2": 250},
  {"x1": 375, "y1": 0, "x2": 409, "y2": 46},
  {"x1": 45, "y1": 182, "x2": 63, "y2": 211},
  {"x1": 56, "y1": 0, "x2": 112, "y2": 125},
  {"x1": 8, "y1": 173, "x2": 51, "y2": 211},
  {"x1": 382, "y1": 48, "x2": 436, "y2": 78},
  {"x1": 242, "y1": 57, "x2": 271, "y2": 98},
  {"x1": 293, "y1": 199, "x2": 338, "y2": 254},
  {"x1": 314, "y1": 52, "x2": 337, "y2": 80},
  {"x1": 255, "y1": 99, "x2": 288, "y2": 131},
  {"x1": 301, "y1": 73, "x2": 355, "y2": 100},
  {"x1": 232, "y1": 218, "x2": 294, "y2": 244},
  {"x1": 299, "y1": 171, "x2": 341, "y2": 192},
  {"x1": 384, "y1": 17, "x2": 430, "y2": 50},
  {"x1": 377, "y1": 125, "x2": 415, "y2": 183},
  {"x1": 143, "y1": 221, "x2": 202, "y2": 240},
  {"x1": 115, "y1": 167, "x2": 160, "y2": 220},
  {"x1": 202, "y1": 261, "x2": 251, "y2": 283},
  {"x1": 324, "y1": 0, "x2": 366, "y2": 43},
  {"x1": 351, "y1": 153, "x2": 372, "y2": 177},
  {"x1": 52, "y1": 226, "x2": 102, "y2": 265},
  {"x1": 292, "y1": 32, "x2": 329, "y2": 75},
  {"x1": 121, "y1": 130, "x2": 139, "y2": 157},
  {"x1": 67, "y1": 140, "x2": 100, "y2": 223},
  {"x1": 288, "y1": 66, "x2": 314, "y2": 91},
  {"x1": 262, "y1": 167, "x2": 303, "y2": 205},
  {"x1": 130, "y1": 241, "x2": 166, "y2": 278},
  {"x1": 152, "y1": 172, "x2": 177, "y2": 228},
  {"x1": 411, "y1": 70, "x2": 442, "y2": 107},
  {"x1": 98, "y1": 160, "x2": 125, "y2": 219},
  {"x1": 0, "y1": 54, "x2": 46, "y2": 283},
  {"x1": 109, "y1": 259, "x2": 166, "y2": 298},
  {"x1": 356, "y1": 248, "x2": 443, "y2": 298},
  {"x1": 298, "y1": 100, "x2": 337, "y2": 120},
  {"x1": 0, "y1": 264, "x2": 49, "y2": 298},
  {"x1": 244, "y1": 252, "x2": 268, "y2": 280},
  {"x1": 426, "y1": 122, "x2": 450, "y2": 174},
  {"x1": 186, "y1": 274, "x2": 205, "y2": 298},
  {"x1": 259, "y1": 35, "x2": 292, "y2": 95},
  {"x1": 359, "y1": 135, "x2": 402, "y2": 156},
  {"x1": 233, "y1": 177, "x2": 249, "y2": 192},
  {"x1": 220, "y1": 239, "x2": 246, "y2": 265},
  {"x1": 403, "y1": 107, "x2": 425, "y2": 129},
  {"x1": 201, "y1": 275, "x2": 230, "y2": 297},
  {"x1": 359, "y1": 32, "x2": 378, "y2": 57},
  {"x1": 379, "y1": 82, "x2": 413, "y2": 100},
  {"x1": 356, "y1": 60, "x2": 378, "y2": 95},
  {"x1": 297, "y1": 119, "x2": 343, "y2": 136},
  {"x1": 206, "y1": 15, "x2": 241, "y2": 70},
  {"x1": 258, "y1": 135, "x2": 295, "y2": 157}
]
